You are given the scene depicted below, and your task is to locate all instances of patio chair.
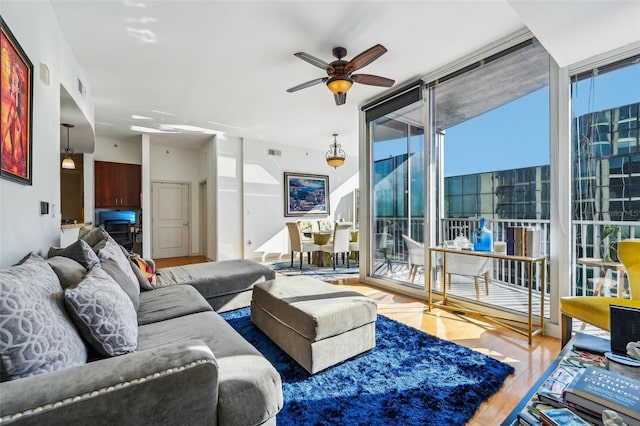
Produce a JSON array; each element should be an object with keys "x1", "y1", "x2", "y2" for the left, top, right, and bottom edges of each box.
[
  {"x1": 319, "y1": 222, "x2": 353, "y2": 270},
  {"x1": 286, "y1": 222, "x2": 320, "y2": 270},
  {"x1": 560, "y1": 239, "x2": 640, "y2": 346},
  {"x1": 402, "y1": 235, "x2": 425, "y2": 283}
]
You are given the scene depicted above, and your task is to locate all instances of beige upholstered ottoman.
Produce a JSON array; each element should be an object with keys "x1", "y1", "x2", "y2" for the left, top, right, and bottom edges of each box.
[{"x1": 250, "y1": 276, "x2": 377, "y2": 374}]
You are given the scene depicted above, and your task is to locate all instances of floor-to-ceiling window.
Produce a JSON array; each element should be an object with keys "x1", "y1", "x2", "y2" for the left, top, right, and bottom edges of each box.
[
  {"x1": 434, "y1": 39, "x2": 550, "y2": 316},
  {"x1": 571, "y1": 57, "x2": 640, "y2": 298}
]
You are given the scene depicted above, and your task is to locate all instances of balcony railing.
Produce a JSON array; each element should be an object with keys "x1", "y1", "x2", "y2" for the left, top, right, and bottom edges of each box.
[{"x1": 373, "y1": 217, "x2": 639, "y2": 298}]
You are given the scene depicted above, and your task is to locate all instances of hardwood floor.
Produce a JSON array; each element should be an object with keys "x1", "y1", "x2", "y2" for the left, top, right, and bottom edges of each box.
[
  {"x1": 153, "y1": 255, "x2": 210, "y2": 269},
  {"x1": 154, "y1": 256, "x2": 562, "y2": 425},
  {"x1": 336, "y1": 280, "x2": 560, "y2": 425}
]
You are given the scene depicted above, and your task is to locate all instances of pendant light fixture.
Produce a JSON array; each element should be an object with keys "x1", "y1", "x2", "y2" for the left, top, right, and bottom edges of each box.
[
  {"x1": 326, "y1": 133, "x2": 346, "y2": 168},
  {"x1": 61, "y1": 123, "x2": 75, "y2": 170}
]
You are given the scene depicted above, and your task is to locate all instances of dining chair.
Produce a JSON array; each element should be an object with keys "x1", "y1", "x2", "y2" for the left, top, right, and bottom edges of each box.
[
  {"x1": 560, "y1": 239, "x2": 640, "y2": 346},
  {"x1": 286, "y1": 222, "x2": 320, "y2": 270},
  {"x1": 317, "y1": 220, "x2": 334, "y2": 233},
  {"x1": 319, "y1": 222, "x2": 352, "y2": 270},
  {"x1": 296, "y1": 219, "x2": 316, "y2": 242},
  {"x1": 402, "y1": 235, "x2": 425, "y2": 283}
]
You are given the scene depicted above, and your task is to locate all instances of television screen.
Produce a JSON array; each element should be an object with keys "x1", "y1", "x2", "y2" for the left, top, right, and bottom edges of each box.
[{"x1": 98, "y1": 210, "x2": 136, "y2": 226}]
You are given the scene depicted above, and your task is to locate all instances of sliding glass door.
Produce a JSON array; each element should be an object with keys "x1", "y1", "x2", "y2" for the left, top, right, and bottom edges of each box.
[
  {"x1": 370, "y1": 103, "x2": 425, "y2": 286},
  {"x1": 363, "y1": 38, "x2": 553, "y2": 318}
]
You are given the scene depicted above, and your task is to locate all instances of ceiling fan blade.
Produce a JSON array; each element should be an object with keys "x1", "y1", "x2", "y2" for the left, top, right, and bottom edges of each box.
[
  {"x1": 294, "y1": 52, "x2": 330, "y2": 70},
  {"x1": 334, "y1": 92, "x2": 346, "y2": 106},
  {"x1": 347, "y1": 44, "x2": 387, "y2": 72},
  {"x1": 286, "y1": 77, "x2": 327, "y2": 93},
  {"x1": 352, "y1": 74, "x2": 395, "y2": 87}
]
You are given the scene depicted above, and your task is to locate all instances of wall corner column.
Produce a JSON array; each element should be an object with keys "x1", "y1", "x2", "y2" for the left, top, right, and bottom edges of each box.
[{"x1": 141, "y1": 134, "x2": 151, "y2": 257}]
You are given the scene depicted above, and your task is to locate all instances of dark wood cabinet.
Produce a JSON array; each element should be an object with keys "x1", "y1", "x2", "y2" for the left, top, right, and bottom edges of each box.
[{"x1": 94, "y1": 161, "x2": 141, "y2": 208}]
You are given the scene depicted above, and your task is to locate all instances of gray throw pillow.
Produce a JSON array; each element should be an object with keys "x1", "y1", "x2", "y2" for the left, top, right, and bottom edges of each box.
[
  {"x1": 48, "y1": 239, "x2": 100, "y2": 269},
  {"x1": 46, "y1": 256, "x2": 88, "y2": 289},
  {"x1": 101, "y1": 258, "x2": 140, "y2": 311},
  {"x1": 95, "y1": 237, "x2": 139, "y2": 294},
  {"x1": 64, "y1": 266, "x2": 138, "y2": 357},
  {"x1": 79, "y1": 226, "x2": 110, "y2": 248},
  {"x1": 0, "y1": 253, "x2": 87, "y2": 380}
]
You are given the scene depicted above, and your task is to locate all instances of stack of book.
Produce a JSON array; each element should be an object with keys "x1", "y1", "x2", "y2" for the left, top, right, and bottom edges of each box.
[
  {"x1": 506, "y1": 227, "x2": 544, "y2": 257},
  {"x1": 518, "y1": 363, "x2": 640, "y2": 426}
]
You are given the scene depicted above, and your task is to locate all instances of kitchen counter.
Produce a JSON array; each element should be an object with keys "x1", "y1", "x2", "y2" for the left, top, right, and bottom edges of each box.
[{"x1": 60, "y1": 222, "x2": 91, "y2": 230}]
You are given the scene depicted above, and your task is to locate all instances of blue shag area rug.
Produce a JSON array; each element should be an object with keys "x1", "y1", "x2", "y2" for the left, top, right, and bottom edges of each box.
[{"x1": 221, "y1": 307, "x2": 514, "y2": 425}]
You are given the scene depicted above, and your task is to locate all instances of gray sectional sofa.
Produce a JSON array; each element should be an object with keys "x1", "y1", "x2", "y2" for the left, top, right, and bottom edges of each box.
[{"x1": 0, "y1": 227, "x2": 282, "y2": 425}]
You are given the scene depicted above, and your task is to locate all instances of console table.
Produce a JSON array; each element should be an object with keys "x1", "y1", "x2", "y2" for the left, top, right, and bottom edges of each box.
[{"x1": 426, "y1": 247, "x2": 547, "y2": 344}]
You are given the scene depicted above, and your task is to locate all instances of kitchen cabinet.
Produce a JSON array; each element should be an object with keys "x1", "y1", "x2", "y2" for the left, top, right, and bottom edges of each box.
[{"x1": 95, "y1": 161, "x2": 141, "y2": 208}]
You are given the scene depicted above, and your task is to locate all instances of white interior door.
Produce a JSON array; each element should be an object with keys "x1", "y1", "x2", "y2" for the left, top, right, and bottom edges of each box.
[{"x1": 152, "y1": 182, "x2": 189, "y2": 258}]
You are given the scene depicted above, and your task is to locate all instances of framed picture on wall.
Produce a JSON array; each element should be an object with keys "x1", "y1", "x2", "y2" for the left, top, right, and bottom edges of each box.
[
  {"x1": 284, "y1": 172, "x2": 330, "y2": 217},
  {"x1": 1, "y1": 16, "x2": 34, "y2": 185}
]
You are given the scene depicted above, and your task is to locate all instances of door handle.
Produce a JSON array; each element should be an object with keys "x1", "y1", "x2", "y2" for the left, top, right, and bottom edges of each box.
[{"x1": 183, "y1": 223, "x2": 189, "y2": 226}]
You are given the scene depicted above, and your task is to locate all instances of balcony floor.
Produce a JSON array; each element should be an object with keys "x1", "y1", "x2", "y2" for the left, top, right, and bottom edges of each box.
[
  {"x1": 375, "y1": 261, "x2": 551, "y2": 318},
  {"x1": 374, "y1": 260, "x2": 612, "y2": 339}
]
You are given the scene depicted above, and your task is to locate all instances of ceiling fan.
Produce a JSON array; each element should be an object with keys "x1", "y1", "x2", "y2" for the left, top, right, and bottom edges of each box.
[{"x1": 287, "y1": 44, "x2": 395, "y2": 106}]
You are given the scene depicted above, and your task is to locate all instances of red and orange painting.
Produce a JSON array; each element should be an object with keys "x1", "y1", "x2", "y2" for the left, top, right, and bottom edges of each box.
[{"x1": 1, "y1": 16, "x2": 33, "y2": 185}]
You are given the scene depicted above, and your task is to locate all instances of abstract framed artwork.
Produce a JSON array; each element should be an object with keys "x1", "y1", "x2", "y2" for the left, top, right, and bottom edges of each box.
[
  {"x1": 284, "y1": 172, "x2": 330, "y2": 217},
  {"x1": 1, "y1": 16, "x2": 33, "y2": 185}
]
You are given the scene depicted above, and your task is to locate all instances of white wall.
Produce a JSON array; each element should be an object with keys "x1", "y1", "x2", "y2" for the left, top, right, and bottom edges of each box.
[
  {"x1": 94, "y1": 136, "x2": 142, "y2": 164},
  {"x1": 149, "y1": 142, "x2": 202, "y2": 254},
  {"x1": 0, "y1": 2, "x2": 94, "y2": 266},
  {"x1": 242, "y1": 138, "x2": 359, "y2": 261},
  {"x1": 216, "y1": 135, "x2": 243, "y2": 260}
]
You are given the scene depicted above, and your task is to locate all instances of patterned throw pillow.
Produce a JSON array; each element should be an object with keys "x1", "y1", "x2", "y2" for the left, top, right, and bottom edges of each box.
[
  {"x1": 48, "y1": 239, "x2": 100, "y2": 269},
  {"x1": 95, "y1": 237, "x2": 139, "y2": 293},
  {"x1": 64, "y1": 266, "x2": 138, "y2": 356},
  {"x1": 0, "y1": 253, "x2": 87, "y2": 380},
  {"x1": 131, "y1": 257, "x2": 157, "y2": 290}
]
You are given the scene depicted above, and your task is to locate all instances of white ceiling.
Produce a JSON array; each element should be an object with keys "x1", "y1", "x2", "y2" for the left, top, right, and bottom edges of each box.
[{"x1": 51, "y1": 0, "x2": 640, "y2": 154}]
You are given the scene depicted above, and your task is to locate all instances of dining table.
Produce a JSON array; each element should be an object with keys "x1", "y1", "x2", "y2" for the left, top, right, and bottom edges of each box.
[{"x1": 312, "y1": 232, "x2": 332, "y2": 266}]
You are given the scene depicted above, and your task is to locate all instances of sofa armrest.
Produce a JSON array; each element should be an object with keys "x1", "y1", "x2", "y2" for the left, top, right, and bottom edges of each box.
[{"x1": 0, "y1": 340, "x2": 218, "y2": 425}]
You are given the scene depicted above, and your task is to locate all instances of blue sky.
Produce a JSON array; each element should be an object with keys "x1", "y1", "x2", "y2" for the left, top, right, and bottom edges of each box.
[{"x1": 444, "y1": 63, "x2": 640, "y2": 176}]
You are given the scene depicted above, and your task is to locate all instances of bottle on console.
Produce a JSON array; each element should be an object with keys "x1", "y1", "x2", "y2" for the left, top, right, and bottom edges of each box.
[{"x1": 473, "y1": 218, "x2": 493, "y2": 252}]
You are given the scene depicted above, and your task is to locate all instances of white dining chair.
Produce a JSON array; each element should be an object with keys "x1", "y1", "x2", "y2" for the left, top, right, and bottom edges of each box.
[
  {"x1": 319, "y1": 222, "x2": 353, "y2": 270},
  {"x1": 286, "y1": 222, "x2": 320, "y2": 270}
]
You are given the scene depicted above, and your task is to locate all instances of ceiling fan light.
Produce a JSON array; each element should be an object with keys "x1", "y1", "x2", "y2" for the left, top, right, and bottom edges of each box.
[{"x1": 327, "y1": 77, "x2": 352, "y2": 95}]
